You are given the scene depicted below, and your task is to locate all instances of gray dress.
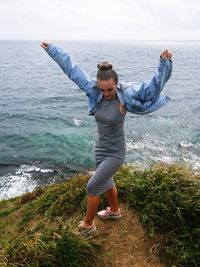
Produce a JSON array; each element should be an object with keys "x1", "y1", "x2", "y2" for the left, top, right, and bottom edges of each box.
[{"x1": 86, "y1": 97, "x2": 126, "y2": 195}]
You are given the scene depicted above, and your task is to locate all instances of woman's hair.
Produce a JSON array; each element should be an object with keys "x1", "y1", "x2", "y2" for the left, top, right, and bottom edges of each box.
[{"x1": 97, "y1": 61, "x2": 118, "y2": 85}]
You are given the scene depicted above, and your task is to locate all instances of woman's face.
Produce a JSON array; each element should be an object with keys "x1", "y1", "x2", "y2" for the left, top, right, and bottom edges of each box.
[{"x1": 97, "y1": 78, "x2": 117, "y2": 100}]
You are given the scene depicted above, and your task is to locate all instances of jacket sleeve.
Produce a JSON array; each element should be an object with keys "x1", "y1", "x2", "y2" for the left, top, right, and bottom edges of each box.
[
  {"x1": 45, "y1": 44, "x2": 92, "y2": 93},
  {"x1": 133, "y1": 58, "x2": 172, "y2": 101}
]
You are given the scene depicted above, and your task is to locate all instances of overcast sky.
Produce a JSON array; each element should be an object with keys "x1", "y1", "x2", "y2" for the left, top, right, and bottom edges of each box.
[{"x1": 0, "y1": 0, "x2": 200, "y2": 41}]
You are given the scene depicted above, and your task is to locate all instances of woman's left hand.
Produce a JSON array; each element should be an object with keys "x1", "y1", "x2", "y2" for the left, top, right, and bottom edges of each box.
[{"x1": 160, "y1": 50, "x2": 172, "y2": 60}]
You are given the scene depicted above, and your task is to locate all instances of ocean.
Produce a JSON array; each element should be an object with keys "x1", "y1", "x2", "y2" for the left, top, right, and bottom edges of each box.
[{"x1": 0, "y1": 40, "x2": 199, "y2": 200}]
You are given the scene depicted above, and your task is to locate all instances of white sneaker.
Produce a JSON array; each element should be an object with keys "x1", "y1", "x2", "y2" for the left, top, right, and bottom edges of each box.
[
  {"x1": 78, "y1": 220, "x2": 97, "y2": 235},
  {"x1": 97, "y1": 207, "x2": 122, "y2": 220}
]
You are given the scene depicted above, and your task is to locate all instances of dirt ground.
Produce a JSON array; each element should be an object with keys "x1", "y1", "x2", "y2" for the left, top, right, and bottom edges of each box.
[{"x1": 94, "y1": 204, "x2": 165, "y2": 267}]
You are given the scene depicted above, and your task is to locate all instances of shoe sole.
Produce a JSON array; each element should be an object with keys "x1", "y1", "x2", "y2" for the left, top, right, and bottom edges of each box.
[
  {"x1": 78, "y1": 226, "x2": 97, "y2": 236},
  {"x1": 97, "y1": 214, "x2": 122, "y2": 220}
]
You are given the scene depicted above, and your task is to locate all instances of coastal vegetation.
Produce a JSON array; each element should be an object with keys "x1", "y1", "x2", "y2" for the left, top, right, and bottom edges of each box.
[{"x1": 0, "y1": 163, "x2": 200, "y2": 266}]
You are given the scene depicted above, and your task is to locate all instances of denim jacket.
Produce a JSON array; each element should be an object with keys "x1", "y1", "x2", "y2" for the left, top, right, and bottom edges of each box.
[{"x1": 45, "y1": 44, "x2": 172, "y2": 115}]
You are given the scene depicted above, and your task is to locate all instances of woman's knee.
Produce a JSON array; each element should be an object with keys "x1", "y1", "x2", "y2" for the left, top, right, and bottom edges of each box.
[{"x1": 86, "y1": 180, "x2": 95, "y2": 195}]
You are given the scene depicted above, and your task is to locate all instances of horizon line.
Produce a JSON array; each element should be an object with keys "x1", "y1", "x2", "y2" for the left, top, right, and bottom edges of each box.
[{"x1": 0, "y1": 39, "x2": 200, "y2": 42}]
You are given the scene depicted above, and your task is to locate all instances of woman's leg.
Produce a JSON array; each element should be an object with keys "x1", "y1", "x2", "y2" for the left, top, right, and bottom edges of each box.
[
  {"x1": 84, "y1": 157, "x2": 124, "y2": 226},
  {"x1": 106, "y1": 186, "x2": 119, "y2": 212},
  {"x1": 84, "y1": 195, "x2": 100, "y2": 226},
  {"x1": 84, "y1": 186, "x2": 119, "y2": 226}
]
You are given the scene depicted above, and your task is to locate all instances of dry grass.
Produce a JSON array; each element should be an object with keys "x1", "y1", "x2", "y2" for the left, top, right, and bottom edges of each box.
[{"x1": 94, "y1": 204, "x2": 164, "y2": 267}]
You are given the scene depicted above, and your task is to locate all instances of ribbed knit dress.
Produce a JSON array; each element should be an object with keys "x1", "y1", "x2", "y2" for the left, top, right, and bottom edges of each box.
[{"x1": 86, "y1": 96, "x2": 126, "y2": 195}]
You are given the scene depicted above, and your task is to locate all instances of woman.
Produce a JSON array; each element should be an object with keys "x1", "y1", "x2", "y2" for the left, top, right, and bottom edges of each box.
[{"x1": 41, "y1": 42, "x2": 172, "y2": 234}]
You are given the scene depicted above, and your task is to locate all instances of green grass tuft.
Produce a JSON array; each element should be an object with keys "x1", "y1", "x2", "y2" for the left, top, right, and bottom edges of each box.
[{"x1": 116, "y1": 163, "x2": 200, "y2": 266}]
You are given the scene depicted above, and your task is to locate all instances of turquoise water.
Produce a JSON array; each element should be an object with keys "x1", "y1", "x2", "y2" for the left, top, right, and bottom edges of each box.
[{"x1": 0, "y1": 40, "x2": 200, "y2": 199}]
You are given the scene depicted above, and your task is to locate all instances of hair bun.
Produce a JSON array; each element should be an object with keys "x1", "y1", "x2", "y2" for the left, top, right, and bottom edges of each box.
[{"x1": 97, "y1": 61, "x2": 113, "y2": 71}]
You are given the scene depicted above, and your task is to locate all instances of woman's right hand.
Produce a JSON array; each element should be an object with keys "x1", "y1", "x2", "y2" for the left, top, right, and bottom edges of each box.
[{"x1": 40, "y1": 42, "x2": 49, "y2": 49}]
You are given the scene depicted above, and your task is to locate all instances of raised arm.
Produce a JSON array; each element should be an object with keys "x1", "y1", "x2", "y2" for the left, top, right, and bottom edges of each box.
[
  {"x1": 132, "y1": 50, "x2": 172, "y2": 101},
  {"x1": 40, "y1": 42, "x2": 92, "y2": 93}
]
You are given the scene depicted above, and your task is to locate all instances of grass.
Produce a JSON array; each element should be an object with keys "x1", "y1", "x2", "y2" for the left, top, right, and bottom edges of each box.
[
  {"x1": 0, "y1": 163, "x2": 200, "y2": 266},
  {"x1": 115, "y1": 163, "x2": 200, "y2": 266},
  {"x1": 0, "y1": 173, "x2": 101, "y2": 267}
]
